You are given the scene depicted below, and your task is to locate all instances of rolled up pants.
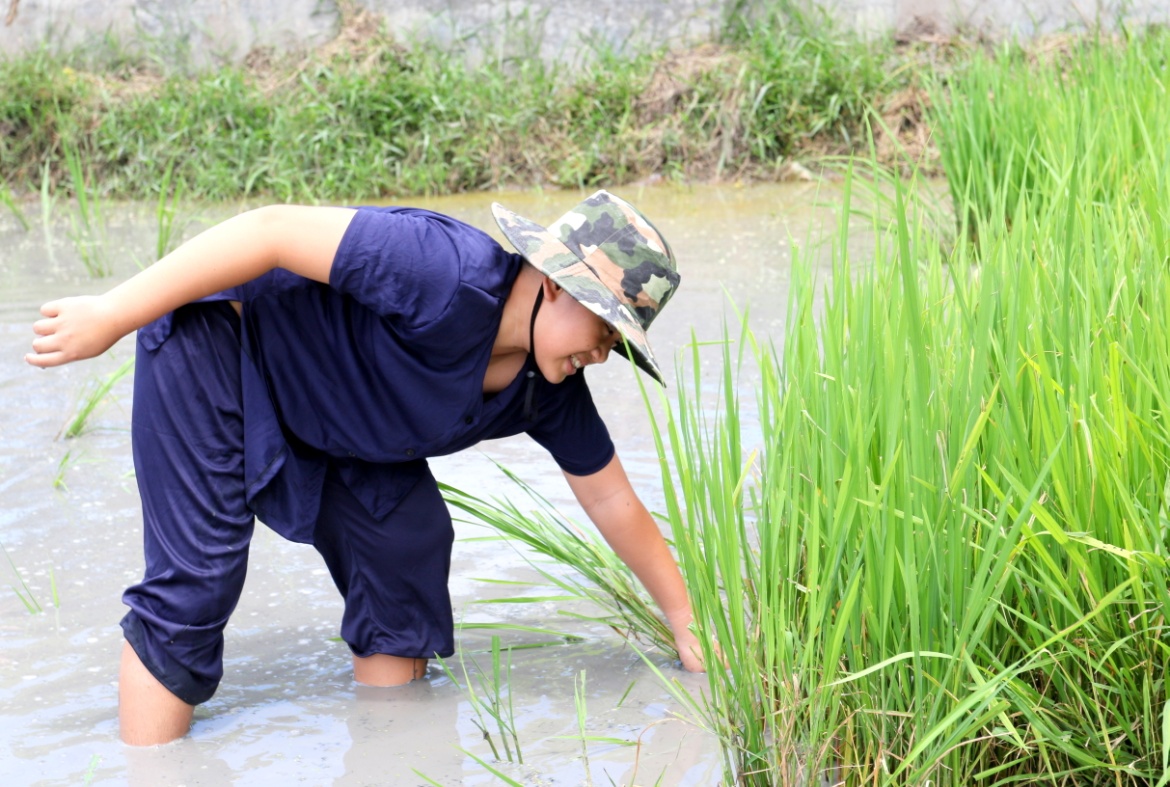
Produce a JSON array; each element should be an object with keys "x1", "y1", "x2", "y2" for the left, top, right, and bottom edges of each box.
[{"x1": 121, "y1": 302, "x2": 455, "y2": 705}]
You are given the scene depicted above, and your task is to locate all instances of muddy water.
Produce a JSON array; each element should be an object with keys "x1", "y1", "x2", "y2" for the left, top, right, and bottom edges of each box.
[{"x1": 0, "y1": 183, "x2": 837, "y2": 786}]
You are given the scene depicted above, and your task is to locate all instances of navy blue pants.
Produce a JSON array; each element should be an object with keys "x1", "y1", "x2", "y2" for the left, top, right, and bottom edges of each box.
[{"x1": 121, "y1": 302, "x2": 455, "y2": 706}]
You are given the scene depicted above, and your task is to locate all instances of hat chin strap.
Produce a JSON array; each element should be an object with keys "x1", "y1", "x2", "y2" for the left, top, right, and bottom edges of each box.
[
  {"x1": 523, "y1": 284, "x2": 545, "y2": 421},
  {"x1": 528, "y1": 284, "x2": 544, "y2": 362}
]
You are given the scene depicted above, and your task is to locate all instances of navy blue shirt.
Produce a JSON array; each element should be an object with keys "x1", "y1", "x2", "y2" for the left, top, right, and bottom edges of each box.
[{"x1": 139, "y1": 207, "x2": 615, "y2": 543}]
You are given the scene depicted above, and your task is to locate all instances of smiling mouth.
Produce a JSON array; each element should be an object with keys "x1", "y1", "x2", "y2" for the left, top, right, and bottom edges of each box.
[{"x1": 570, "y1": 354, "x2": 583, "y2": 370}]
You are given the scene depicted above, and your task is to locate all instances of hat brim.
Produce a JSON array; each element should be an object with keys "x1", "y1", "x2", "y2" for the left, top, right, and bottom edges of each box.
[{"x1": 492, "y1": 202, "x2": 665, "y2": 385}]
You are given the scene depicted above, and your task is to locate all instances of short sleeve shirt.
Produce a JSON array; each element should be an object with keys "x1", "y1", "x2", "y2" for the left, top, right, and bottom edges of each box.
[{"x1": 219, "y1": 207, "x2": 615, "y2": 542}]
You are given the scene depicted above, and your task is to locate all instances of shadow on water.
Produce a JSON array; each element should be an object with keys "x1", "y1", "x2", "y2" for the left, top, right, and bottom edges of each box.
[{"x1": 0, "y1": 183, "x2": 844, "y2": 785}]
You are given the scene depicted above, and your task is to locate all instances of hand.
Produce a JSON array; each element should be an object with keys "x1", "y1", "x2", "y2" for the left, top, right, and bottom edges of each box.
[
  {"x1": 673, "y1": 623, "x2": 707, "y2": 672},
  {"x1": 26, "y1": 296, "x2": 125, "y2": 368}
]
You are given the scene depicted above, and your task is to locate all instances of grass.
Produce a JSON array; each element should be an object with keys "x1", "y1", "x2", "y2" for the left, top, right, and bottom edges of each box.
[
  {"x1": 0, "y1": 2, "x2": 909, "y2": 202},
  {"x1": 153, "y1": 161, "x2": 187, "y2": 261}
]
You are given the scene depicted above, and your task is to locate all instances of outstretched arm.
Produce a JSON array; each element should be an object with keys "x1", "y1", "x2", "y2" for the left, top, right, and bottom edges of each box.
[
  {"x1": 26, "y1": 205, "x2": 356, "y2": 368},
  {"x1": 564, "y1": 453, "x2": 705, "y2": 672}
]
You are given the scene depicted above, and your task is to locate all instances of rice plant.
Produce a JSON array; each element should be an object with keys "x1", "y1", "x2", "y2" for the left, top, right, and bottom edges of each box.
[
  {"x1": 442, "y1": 471, "x2": 677, "y2": 659},
  {"x1": 435, "y1": 635, "x2": 524, "y2": 764},
  {"x1": 635, "y1": 156, "x2": 1169, "y2": 784},
  {"x1": 61, "y1": 357, "x2": 135, "y2": 438},
  {"x1": 154, "y1": 160, "x2": 187, "y2": 261},
  {"x1": 930, "y1": 29, "x2": 1170, "y2": 237},
  {"x1": 0, "y1": 182, "x2": 29, "y2": 229},
  {"x1": 3, "y1": 541, "x2": 44, "y2": 614},
  {"x1": 62, "y1": 142, "x2": 110, "y2": 277}
]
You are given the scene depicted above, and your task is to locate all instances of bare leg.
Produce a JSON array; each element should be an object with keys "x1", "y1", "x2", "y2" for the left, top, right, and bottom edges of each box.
[
  {"x1": 352, "y1": 654, "x2": 428, "y2": 687},
  {"x1": 119, "y1": 641, "x2": 195, "y2": 746}
]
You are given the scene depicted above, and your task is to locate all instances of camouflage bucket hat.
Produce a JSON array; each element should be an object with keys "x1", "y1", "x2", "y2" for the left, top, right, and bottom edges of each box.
[{"x1": 491, "y1": 190, "x2": 680, "y2": 385}]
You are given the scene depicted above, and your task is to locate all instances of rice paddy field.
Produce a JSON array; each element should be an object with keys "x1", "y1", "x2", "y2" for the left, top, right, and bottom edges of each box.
[
  {"x1": 3, "y1": 9, "x2": 1170, "y2": 787},
  {"x1": 637, "y1": 33, "x2": 1170, "y2": 786}
]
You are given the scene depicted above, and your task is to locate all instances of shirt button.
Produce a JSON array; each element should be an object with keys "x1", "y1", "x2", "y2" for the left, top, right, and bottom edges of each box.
[
  {"x1": 464, "y1": 416, "x2": 473, "y2": 425},
  {"x1": 405, "y1": 448, "x2": 415, "y2": 457}
]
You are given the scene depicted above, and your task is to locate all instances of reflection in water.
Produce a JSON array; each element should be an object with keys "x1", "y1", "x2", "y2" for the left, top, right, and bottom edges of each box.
[{"x1": 0, "y1": 184, "x2": 834, "y2": 785}]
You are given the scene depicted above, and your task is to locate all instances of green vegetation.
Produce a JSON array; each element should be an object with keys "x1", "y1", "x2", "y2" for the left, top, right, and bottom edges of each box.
[
  {"x1": 62, "y1": 357, "x2": 135, "y2": 438},
  {"x1": 444, "y1": 32, "x2": 1170, "y2": 787},
  {"x1": 436, "y1": 636, "x2": 524, "y2": 764},
  {"x1": 931, "y1": 30, "x2": 1170, "y2": 239},
  {"x1": 443, "y1": 469, "x2": 676, "y2": 658},
  {"x1": 0, "y1": 4, "x2": 903, "y2": 203},
  {"x1": 61, "y1": 141, "x2": 110, "y2": 276}
]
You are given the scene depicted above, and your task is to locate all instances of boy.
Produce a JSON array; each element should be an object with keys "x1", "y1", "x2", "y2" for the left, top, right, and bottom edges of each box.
[{"x1": 25, "y1": 190, "x2": 704, "y2": 746}]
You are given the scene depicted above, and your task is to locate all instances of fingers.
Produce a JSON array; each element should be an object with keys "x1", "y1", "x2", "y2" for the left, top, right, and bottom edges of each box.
[
  {"x1": 32, "y1": 316, "x2": 58, "y2": 337},
  {"x1": 27, "y1": 301, "x2": 66, "y2": 367},
  {"x1": 25, "y1": 350, "x2": 66, "y2": 368}
]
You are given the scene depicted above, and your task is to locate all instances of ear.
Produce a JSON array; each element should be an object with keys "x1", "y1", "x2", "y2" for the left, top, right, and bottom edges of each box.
[{"x1": 542, "y1": 276, "x2": 564, "y2": 299}]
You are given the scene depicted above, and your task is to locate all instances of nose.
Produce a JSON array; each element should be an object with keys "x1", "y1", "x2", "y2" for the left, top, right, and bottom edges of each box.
[{"x1": 593, "y1": 337, "x2": 617, "y2": 364}]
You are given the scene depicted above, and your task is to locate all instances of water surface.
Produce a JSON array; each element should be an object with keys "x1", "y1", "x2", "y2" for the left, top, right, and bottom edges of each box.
[{"x1": 0, "y1": 183, "x2": 835, "y2": 786}]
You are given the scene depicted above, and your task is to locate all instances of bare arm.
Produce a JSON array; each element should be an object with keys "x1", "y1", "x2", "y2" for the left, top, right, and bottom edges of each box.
[
  {"x1": 564, "y1": 453, "x2": 705, "y2": 672},
  {"x1": 26, "y1": 205, "x2": 356, "y2": 368}
]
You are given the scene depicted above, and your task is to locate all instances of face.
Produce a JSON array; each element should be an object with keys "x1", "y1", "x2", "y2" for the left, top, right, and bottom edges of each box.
[{"x1": 535, "y1": 280, "x2": 622, "y2": 384}]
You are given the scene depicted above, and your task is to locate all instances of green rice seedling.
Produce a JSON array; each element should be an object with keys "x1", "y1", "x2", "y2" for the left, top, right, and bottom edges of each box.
[
  {"x1": 62, "y1": 142, "x2": 110, "y2": 277},
  {"x1": 442, "y1": 472, "x2": 677, "y2": 659},
  {"x1": 62, "y1": 357, "x2": 134, "y2": 438},
  {"x1": 153, "y1": 160, "x2": 187, "y2": 261},
  {"x1": 436, "y1": 635, "x2": 524, "y2": 764},
  {"x1": 458, "y1": 619, "x2": 583, "y2": 649},
  {"x1": 0, "y1": 182, "x2": 29, "y2": 229},
  {"x1": 40, "y1": 160, "x2": 56, "y2": 261},
  {"x1": 3, "y1": 541, "x2": 42, "y2": 614},
  {"x1": 415, "y1": 750, "x2": 526, "y2": 787},
  {"x1": 52, "y1": 449, "x2": 76, "y2": 490},
  {"x1": 80, "y1": 754, "x2": 100, "y2": 786},
  {"x1": 554, "y1": 670, "x2": 635, "y2": 784}
]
